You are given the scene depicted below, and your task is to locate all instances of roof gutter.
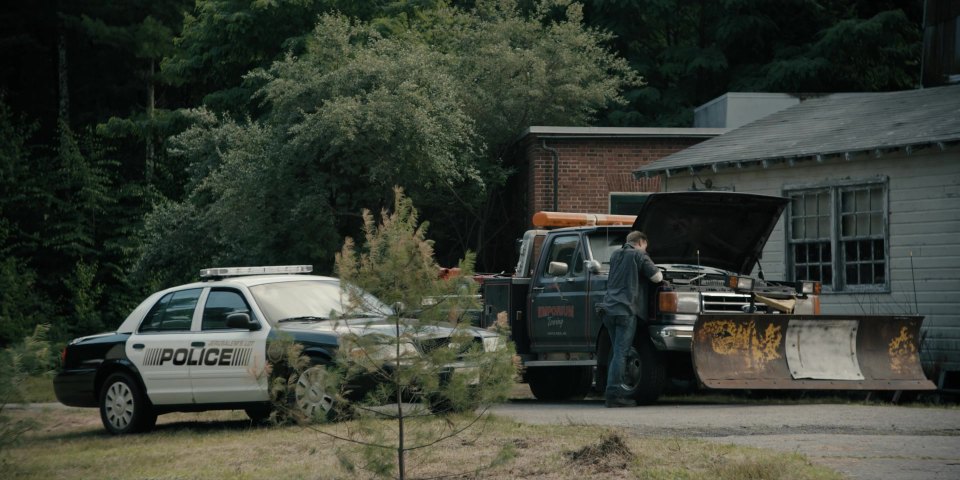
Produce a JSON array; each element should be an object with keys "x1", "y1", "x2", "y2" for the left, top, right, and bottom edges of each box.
[{"x1": 634, "y1": 140, "x2": 960, "y2": 179}]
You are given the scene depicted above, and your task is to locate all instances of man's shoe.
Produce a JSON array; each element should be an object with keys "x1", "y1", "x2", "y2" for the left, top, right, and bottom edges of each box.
[{"x1": 604, "y1": 396, "x2": 636, "y2": 408}]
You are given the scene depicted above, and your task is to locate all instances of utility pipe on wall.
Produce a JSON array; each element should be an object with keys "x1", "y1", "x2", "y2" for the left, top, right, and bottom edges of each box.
[{"x1": 541, "y1": 140, "x2": 560, "y2": 211}]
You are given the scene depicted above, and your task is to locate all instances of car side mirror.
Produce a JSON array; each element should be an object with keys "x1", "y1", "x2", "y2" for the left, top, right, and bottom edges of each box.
[
  {"x1": 584, "y1": 260, "x2": 601, "y2": 274},
  {"x1": 547, "y1": 261, "x2": 568, "y2": 276},
  {"x1": 226, "y1": 312, "x2": 260, "y2": 331}
]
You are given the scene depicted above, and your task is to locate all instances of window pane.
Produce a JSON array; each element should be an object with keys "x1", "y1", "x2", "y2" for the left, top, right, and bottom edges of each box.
[
  {"x1": 842, "y1": 214, "x2": 855, "y2": 237},
  {"x1": 823, "y1": 265, "x2": 833, "y2": 284},
  {"x1": 792, "y1": 218, "x2": 804, "y2": 239},
  {"x1": 822, "y1": 243, "x2": 832, "y2": 262},
  {"x1": 162, "y1": 289, "x2": 202, "y2": 330},
  {"x1": 792, "y1": 197, "x2": 804, "y2": 216},
  {"x1": 203, "y1": 290, "x2": 251, "y2": 330},
  {"x1": 796, "y1": 244, "x2": 807, "y2": 262},
  {"x1": 846, "y1": 265, "x2": 857, "y2": 284},
  {"x1": 140, "y1": 294, "x2": 172, "y2": 332}
]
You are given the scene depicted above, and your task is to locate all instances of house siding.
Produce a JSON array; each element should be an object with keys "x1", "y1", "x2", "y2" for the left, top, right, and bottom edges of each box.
[{"x1": 660, "y1": 147, "x2": 960, "y2": 379}]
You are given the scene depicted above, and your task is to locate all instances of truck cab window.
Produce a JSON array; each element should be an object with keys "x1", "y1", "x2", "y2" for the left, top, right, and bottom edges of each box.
[
  {"x1": 543, "y1": 235, "x2": 582, "y2": 277},
  {"x1": 588, "y1": 231, "x2": 628, "y2": 272}
]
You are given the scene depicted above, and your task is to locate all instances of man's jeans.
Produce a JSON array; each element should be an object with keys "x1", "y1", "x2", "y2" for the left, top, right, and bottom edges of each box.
[{"x1": 602, "y1": 313, "x2": 636, "y2": 398}]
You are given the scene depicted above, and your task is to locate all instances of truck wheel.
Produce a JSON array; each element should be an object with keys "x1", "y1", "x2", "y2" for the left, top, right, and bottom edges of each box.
[
  {"x1": 621, "y1": 336, "x2": 666, "y2": 404},
  {"x1": 527, "y1": 366, "x2": 592, "y2": 401},
  {"x1": 99, "y1": 372, "x2": 156, "y2": 434}
]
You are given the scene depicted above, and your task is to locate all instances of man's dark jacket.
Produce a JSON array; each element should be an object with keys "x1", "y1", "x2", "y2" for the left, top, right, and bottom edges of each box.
[{"x1": 601, "y1": 243, "x2": 659, "y2": 320}]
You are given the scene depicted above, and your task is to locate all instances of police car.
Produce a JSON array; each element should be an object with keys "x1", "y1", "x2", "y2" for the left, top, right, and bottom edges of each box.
[{"x1": 54, "y1": 265, "x2": 503, "y2": 434}]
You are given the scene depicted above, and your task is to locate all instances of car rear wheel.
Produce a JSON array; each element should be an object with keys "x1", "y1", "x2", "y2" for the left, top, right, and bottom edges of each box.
[{"x1": 99, "y1": 372, "x2": 156, "y2": 434}]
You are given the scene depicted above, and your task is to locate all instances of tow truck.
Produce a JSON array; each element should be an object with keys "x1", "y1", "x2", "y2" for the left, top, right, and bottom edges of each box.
[{"x1": 479, "y1": 191, "x2": 934, "y2": 403}]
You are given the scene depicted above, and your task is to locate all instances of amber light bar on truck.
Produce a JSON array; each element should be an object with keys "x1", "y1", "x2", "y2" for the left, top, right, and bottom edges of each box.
[{"x1": 531, "y1": 211, "x2": 636, "y2": 228}]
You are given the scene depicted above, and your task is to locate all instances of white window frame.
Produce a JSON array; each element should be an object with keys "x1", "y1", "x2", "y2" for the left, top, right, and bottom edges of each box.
[{"x1": 784, "y1": 176, "x2": 890, "y2": 293}]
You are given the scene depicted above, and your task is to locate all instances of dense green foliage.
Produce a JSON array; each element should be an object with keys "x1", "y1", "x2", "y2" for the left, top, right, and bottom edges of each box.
[
  {"x1": 0, "y1": 0, "x2": 923, "y2": 346},
  {"x1": 0, "y1": 325, "x2": 51, "y2": 459}
]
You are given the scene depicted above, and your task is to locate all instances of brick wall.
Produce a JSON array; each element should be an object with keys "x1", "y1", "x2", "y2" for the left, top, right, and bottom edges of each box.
[{"x1": 520, "y1": 135, "x2": 708, "y2": 220}]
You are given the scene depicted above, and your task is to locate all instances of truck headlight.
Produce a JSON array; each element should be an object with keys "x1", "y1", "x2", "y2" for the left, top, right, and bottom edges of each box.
[
  {"x1": 799, "y1": 281, "x2": 822, "y2": 295},
  {"x1": 658, "y1": 291, "x2": 700, "y2": 314},
  {"x1": 727, "y1": 275, "x2": 754, "y2": 292}
]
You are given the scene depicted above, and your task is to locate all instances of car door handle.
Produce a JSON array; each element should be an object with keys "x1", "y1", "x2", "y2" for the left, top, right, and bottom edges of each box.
[
  {"x1": 191, "y1": 342, "x2": 205, "y2": 348},
  {"x1": 532, "y1": 287, "x2": 544, "y2": 292},
  {"x1": 132, "y1": 343, "x2": 144, "y2": 350}
]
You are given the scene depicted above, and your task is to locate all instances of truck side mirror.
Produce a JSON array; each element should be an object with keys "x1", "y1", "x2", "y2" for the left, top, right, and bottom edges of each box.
[
  {"x1": 547, "y1": 261, "x2": 568, "y2": 276},
  {"x1": 584, "y1": 260, "x2": 601, "y2": 274}
]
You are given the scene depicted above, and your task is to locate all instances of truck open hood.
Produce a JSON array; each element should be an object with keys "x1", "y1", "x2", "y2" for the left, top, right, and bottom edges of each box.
[{"x1": 631, "y1": 192, "x2": 789, "y2": 274}]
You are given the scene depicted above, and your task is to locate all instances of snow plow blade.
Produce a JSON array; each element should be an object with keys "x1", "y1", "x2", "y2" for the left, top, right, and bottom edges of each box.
[{"x1": 692, "y1": 314, "x2": 935, "y2": 390}]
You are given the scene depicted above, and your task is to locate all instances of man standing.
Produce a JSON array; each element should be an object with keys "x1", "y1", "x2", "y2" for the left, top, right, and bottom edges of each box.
[{"x1": 600, "y1": 231, "x2": 663, "y2": 408}]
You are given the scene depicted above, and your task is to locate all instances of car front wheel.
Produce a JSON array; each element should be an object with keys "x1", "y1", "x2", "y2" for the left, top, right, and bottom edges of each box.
[
  {"x1": 99, "y1": 372, "x2": 156, "y2": 434},
  {"x1": 294, "y1": 365, "x2": 348, "y2": 421}
]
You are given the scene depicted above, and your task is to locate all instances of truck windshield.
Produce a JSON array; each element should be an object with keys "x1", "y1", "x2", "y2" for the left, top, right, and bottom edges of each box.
[{"x1": 588, "y1": 231, "x2": 628, "y2": 272}]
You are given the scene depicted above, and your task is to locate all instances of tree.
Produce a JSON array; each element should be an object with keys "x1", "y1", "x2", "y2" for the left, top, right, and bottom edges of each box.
[
  {"x1": 140, "y1": 1, "x2": 637, "y2": 280},
  {"x1": 0, "y1": 325, "x2": 51, "y2": 462},
  {"x1": 292, "y1": 187, "x2": 515, "y2": 479},
  {"x1": 582, "y1": 0, "x2": 923, "y2": 127}
]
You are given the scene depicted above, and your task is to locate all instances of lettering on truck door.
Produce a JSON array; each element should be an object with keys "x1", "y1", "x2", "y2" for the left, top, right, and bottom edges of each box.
[{"x1": 529, "y1": 234, "x2": 590, "y2": 349}]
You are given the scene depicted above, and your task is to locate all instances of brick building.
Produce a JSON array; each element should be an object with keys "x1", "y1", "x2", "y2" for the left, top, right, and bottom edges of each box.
[{"x1": 513, "y1": 127, "x2": 725, "y2": 220}]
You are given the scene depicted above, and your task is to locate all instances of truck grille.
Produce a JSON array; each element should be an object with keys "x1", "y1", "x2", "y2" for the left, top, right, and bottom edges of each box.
[{"x1": 701, "y1": 292, "x2": 768, "y2": 313}]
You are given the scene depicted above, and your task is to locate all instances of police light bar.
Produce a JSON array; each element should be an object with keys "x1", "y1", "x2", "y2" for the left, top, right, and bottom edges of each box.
[
  {"x1": 532, "y1": 211, "x2": 636, "y2": 228},
  {"x1": 199, "y1": 265, "x2": 313, "y2": 278}
]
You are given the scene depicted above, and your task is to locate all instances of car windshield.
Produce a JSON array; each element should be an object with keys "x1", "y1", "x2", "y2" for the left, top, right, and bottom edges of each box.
[{"x1": 249, "y1": 280, "x2": 393, "y2": 323}]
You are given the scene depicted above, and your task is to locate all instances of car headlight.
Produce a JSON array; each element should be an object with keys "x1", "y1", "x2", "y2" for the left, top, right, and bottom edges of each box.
[{"x1": 482, "y1": 335, "x2": 505, "y2": 352}]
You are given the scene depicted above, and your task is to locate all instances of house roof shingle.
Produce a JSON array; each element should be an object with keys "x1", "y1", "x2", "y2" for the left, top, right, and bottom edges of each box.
[{"x1": 634, "y1": 84, "x2": 960, "y2": 178}]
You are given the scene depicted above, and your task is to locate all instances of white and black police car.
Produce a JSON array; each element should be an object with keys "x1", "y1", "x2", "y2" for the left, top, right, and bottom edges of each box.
[{"x1": 54, "y1": 265, "x2": 503, "y2": 434}]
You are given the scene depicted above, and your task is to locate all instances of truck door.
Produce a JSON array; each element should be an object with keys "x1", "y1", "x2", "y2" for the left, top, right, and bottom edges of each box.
[{"x1": 529, "y1": 234, "x2": 590, "y2": 350}]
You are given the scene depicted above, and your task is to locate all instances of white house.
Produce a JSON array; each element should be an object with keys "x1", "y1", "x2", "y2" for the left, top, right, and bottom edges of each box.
[{"x1": 635, "y1": 85, "x2": 960, "y2": 391}]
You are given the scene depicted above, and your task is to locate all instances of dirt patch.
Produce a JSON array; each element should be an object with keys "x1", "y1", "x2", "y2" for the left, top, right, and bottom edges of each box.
[{"x1": 564, "y1": 433, "x2": 634, "y2": 471}]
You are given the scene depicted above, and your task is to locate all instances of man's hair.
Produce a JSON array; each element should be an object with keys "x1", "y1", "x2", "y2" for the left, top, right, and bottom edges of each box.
[{"x1": 626, "y1": 231, "x2": 647, "y2": 245}]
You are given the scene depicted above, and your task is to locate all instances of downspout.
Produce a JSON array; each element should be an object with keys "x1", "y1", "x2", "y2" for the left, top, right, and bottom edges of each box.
[{"x1": 542, "y1": 140, "x2": 560, "y2": 211}]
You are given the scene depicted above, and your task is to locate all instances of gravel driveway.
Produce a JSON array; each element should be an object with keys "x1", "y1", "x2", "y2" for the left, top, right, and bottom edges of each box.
[{"x1": 491, "y1": 399, "x2": 960, "y2": 480}]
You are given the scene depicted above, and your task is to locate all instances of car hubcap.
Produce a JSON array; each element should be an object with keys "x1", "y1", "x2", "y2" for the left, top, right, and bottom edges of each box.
[
  {"x1": 295, "y1": 367, "x2": 334, "y2": 418},
  {"x1": 105, "y1": 381, "x2": 134, "y2": 429}
]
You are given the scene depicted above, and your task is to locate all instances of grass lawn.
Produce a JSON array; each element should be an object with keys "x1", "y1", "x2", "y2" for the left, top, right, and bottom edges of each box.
[{"x1": 2, "y1": 404, "x2": 842, "y2": 480}]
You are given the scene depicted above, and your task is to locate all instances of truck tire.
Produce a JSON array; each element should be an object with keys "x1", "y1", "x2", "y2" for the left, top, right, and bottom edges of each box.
[
  {"x1": 527, "y1": 366, "x2": 593, "y2": 401},
  {"x1": 99, "y1": 372, "x2": 156, "y2": 435},
  {"x1": 597, "y1": 334, "x2": 666, "y2": 404}
]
